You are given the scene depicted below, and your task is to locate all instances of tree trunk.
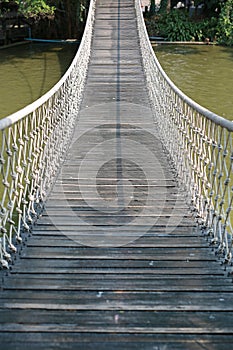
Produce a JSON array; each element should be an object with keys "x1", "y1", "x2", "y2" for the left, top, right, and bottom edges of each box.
[
  {"x1": 159, "y1": 0, "x2": 170, "y2": 13},
  {"x1": 167, "y1": 0, "x2": 171, "y2": 11},
  {"x1": 150, "y1": 0, "x2": 156, "y2": 15},
  {"x1": 66, "y1": 0, "x2": 72, "y2": 38}
]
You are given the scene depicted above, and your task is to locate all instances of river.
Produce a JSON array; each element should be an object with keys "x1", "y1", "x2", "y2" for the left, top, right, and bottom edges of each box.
[
  {"x1": 0, "y1": 42, "x2": 78, "y2": 119},
  {"x1": 1, "y1": 42, "x2": 232, "y2": 121},
  {"x1": 153, "y1": 44, "x2": 233, "y2": 120}
]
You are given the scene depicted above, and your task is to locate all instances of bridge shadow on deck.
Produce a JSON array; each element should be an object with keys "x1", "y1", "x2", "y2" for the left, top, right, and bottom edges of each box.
[{"x1": 1, "y1": 0, "x2": 233, "y2": 349}]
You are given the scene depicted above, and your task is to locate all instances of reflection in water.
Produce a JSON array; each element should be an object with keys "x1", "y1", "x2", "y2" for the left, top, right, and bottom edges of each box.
[
  {"x1": 1, "y1": 43, "x2": 232, "y2": 121},
  {"x1": 0, "y1": 43, "x2": 78, "y2": 118},
  {"x1": 153, "y1": 44, "x2": 233, "y2": 120}
]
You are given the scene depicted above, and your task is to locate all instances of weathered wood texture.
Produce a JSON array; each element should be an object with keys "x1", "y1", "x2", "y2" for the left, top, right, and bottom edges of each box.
[{"x1": 1, "y1": 0, "x2": 233, "y2": 349}]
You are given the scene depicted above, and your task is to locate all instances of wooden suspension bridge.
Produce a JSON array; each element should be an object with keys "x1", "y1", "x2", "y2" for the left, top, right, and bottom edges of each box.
[{"x1": 0, "y1": 0, "x2": 233, "y2": 349}]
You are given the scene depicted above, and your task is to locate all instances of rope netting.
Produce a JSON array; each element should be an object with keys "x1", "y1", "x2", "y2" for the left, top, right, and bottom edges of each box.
[
  {"x1": 135, "y1": 0, "x2": 233, "y2": 264},
  {"x1": 0, "y1": 0, "x2": 97, "y2": 268}
]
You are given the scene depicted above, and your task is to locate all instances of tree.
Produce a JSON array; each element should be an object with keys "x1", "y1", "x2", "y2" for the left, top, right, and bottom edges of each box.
[
  {"x1": 13, "y1": 0, "x2": 89, "y2": 39},
  {"x1": 217, "y1": 0, "x2": 233, "y2": 45},
  {"x1": 56, "y1": 0, "x2": 89, "y2": 38},
  {"x1": 167, "y1": 0, "x2": 171, "y2": 11},
  {"x1": 159, "y1": 0, "x2": 171, "y2": 13},
  {"x1": 194, "y1": 0, "x2": 227, "y2": 17},
  {"x1": 149, "y1": 0, "x2": 156, "y2": 15},
  {"x1": 16, "y1": 0, "x2": 55, "y2": 20}
]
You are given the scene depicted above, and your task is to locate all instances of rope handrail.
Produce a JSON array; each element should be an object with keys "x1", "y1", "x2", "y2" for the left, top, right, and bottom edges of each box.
[
  {"x1": 0, "y1": 0, "x2": 97, "y2": 268},
  {"x1": 0, "y1": 3, "x2": 95, "y2": 131},
  {"x1": 135, "y1": 0, "x2": 233, "y2": 263},
  {"x1": 136, "y1": 1, "x2": 233, "y2": 132}
]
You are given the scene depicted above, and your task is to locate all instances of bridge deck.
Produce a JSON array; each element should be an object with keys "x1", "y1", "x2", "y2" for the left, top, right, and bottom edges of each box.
[{"x1": 1, "y1": 0, "x2": 233, "y2": 349}]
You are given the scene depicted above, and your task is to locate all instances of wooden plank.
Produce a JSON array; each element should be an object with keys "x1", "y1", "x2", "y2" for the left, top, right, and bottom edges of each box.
[
  {"x1": 3, "y1": 280, "x2": 231, "y2": 293},
  {"x1": 2, "y1": 299, "x2": 233, "y2": 312},
  {"x1": 1, "y1": 310, "x2": 233, "y2": 329},
  {"x1": 11, "y1": 259, "x2": 219, "y2": 270},
  {"x1": 25, "y1": 239, "x2": 209, "y2": 248},
  {"x1": 1, "y1": 324, "x2": 233, "y2": 335},
  {"x1": 17, "y1": 246, "x2": 216, "y2": 258},
  {"x1": 0, "y1": 334, "x2": 233, "y2": 350},
  {"x1": 1, "y1": 290, "x2": 233, "y2": 309},
  {"x1": 8, "y1": 267, "x2": 223, "y2": 275},
  {"x1": 19, "y1": 246, "x2": 209, "y2": 254}
]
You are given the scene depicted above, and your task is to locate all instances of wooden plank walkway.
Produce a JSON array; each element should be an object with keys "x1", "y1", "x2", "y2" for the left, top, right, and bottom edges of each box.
[{"x1": 1, "y1": 0, "x2": 233, "y2": 349}]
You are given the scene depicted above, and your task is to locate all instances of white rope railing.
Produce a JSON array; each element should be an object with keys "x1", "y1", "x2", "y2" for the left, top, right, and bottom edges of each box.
[
  {"x1": 0, "y1": 0, "x2": 97, "y2": 269},
  {"x1": 135, "y1": 0, "x2": 233, "y2": 264}
]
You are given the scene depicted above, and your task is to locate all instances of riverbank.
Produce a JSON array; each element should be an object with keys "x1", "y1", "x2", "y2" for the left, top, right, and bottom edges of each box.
[
  {"x1": 0, "y1": 40, "x2": 29, "y2": 50},
  {"x1": 151, "y1": 40, "x2": 217, "y2": 45}
]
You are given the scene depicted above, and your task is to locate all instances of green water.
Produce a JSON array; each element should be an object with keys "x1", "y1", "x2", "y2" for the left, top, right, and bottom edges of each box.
[
  {"x1": 1, "y1": 43, "x2": 232, "y2": 120},
  {"x1": 153, "y1": 44, "x2": 233, "y2": 120},
  {"x1": 0, "y1": 42, "x2": 78, "y2": 119}
]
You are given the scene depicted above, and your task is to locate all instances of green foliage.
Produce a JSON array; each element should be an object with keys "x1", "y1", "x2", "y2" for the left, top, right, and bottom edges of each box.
[
  {"x1": 145, "y1": 9, "x2": 221, "y2": 44},
  {"x1": 149, "y1": 0, "x2": 156, "y2": 16},
  {"x1": 216, "y1": 0, "x2": 233, "y2": 46},
  {"x1": 194, "y1": 17, "x2": 218, "y2": 41},
  {"x1": 16, "y1": 0, "x2": 55, "y2": 19},
  {"x1": 154, "y1": 10, "x2": 207, "y2": 42},
  {"x1": 144, "y1": 16, "x2": 161, "y2": 37},
  {"x1": 160, "y1": 11, "x2": 194, "y2": 41},
  {"x1": 159, "y1": 0, "x2": 169, "y2": 14}
]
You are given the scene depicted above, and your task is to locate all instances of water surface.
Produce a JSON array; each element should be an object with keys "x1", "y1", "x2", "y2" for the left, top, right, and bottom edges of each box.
[
  {"x1": 153, "y1": 44, "x2": 233, "y2": 120},
  {"x1": 0, "y1": 42, "x2": 78, "y2": 118}
]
